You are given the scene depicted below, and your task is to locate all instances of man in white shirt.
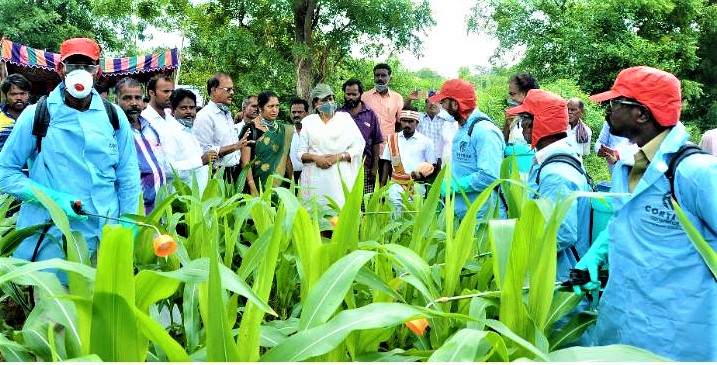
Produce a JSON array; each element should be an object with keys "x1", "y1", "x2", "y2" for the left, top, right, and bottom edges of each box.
[
  {"x1": 192, "y1": 73, "x2": 250, "y2": 184},
  {"x1": 141, "y1": 74, "x2": 176, "y2": 128},
  {"x1": 163, "y1": 88, "x2": 218, "y2": 194},
  {"x1": 380, "y1": 110, "x2": 436, "y2": 211},
  {"x1": 418, "y1": 96, "x2": 457, "y2": 169},
  {"x1": 566, "y1": 98, "x2": 592, "y2": 157},
  {"x1": 289, "y1": 98, "x2": 309, "y2": 183}
]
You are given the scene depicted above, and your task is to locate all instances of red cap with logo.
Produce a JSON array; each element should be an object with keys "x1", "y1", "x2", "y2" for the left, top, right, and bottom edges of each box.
[
  {"x1": 428, "y1": 79, "x2": 476, "y2": 120},
  {"x1": 589, "y1": 66, "x2": 681, "y2": 127},
  {"x1": 507, "y1": 89, "x2": 568, "y2": 148},
  {"x1": 59, "y1": 38, "x2": 101, "y2": 63}
]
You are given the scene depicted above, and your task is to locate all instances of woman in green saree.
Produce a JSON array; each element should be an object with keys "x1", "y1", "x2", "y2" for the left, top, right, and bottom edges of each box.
[{"x1": 241, "y1": 90, "x2": 294, "y2": 195}]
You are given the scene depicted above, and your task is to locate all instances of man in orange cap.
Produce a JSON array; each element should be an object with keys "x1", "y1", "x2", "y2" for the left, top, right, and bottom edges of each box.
[
  {"x1": 506, "y1": 89, "x2": 593, "y2": 282},
  {"x1": 573, "y1": 66, "x2": 717, "y2": 361},
  {"x1": 0, "y1": 38, "x2": 141, "y2": 283},
  {"x1": 429, "y1": 79, "x2": 506, "y2": 221}
]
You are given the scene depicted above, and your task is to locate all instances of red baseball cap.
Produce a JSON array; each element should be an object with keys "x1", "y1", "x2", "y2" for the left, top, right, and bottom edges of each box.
[
  {"x1": 428, "y1": 79, "x2": 476, "y2": 120},
  {"x1": 60, "y1": 38, "x2": 101, "y2": 63},
  {"x1": 507, "y1": 89, "x2": 568, "y2": 148},
  {"x1": 589, "y1": 66, "x2": 681, "y2": 126}
]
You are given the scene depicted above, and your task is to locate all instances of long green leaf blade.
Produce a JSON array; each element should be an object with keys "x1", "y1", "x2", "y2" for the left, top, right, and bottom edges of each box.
[
  {"x1": 298, "y1": 250, "x2": 376, "y2": 331},
  {"x1": 90, "y1": 225, "x2": 141, "y2": 361},
  {"x1": 261, "y1": 303, "x2": 424, "y2": 362}
]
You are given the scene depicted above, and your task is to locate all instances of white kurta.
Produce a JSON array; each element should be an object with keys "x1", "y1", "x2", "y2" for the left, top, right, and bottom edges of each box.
[{"x1": 297, "y1": 112, "x2": 366, "y2": 208}]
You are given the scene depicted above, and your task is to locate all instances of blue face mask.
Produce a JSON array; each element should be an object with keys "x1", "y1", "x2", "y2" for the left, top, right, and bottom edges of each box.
[
  {"x1": 176, "y1": 118, "x2": 193, "y2": 129},
  {"x1": 375, "y1": 83, "x2": 388, "y2": 93},
  {"x1": 507, "y1": 98, "x2": 520, "y2": 107},
  {"x1": 317, "y1": 102, "x2": 337, "y2": 115}
]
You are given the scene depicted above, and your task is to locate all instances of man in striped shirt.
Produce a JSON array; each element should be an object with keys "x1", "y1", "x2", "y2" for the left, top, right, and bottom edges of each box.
[
  {"x1": 0, "y1": 74, "x2": 31, "y2": 152},
  {"x1": 116, "y1": 77, "x2": 166, "y2": 214}
]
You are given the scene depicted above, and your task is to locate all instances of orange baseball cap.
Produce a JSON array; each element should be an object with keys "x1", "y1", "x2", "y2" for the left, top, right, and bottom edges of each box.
[
  {"x1": 428, "y1": 79, "x2": 476, "y2": 120},
  {"x1": 589, "y1": 66, "x2": 681, "y2": 126},
  {"x1": 507, "y1": 89, "x2": 568, "y2": 148},
  {"x1": 60, "y1": 38, "x2": 101, "y2": 62}
]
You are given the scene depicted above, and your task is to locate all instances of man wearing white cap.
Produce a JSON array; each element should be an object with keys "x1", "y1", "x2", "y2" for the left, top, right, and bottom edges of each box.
[{"x1": 380, "y1": 110, "x2": 436, "y2": 212}]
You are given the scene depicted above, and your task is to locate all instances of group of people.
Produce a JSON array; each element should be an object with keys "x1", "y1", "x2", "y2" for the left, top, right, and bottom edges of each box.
[{"x1": 0, "y1": 37, "x2": 715, "y2": 361}]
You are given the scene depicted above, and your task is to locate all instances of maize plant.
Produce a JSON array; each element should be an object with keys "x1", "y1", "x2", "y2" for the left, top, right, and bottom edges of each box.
[{"x1": 0, "y1": 159, "x2": 672, "y2": 361}]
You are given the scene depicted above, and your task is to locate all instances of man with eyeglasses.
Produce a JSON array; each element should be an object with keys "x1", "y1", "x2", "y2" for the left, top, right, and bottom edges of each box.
[
  {"x1": 0, "y1": 38, "x2": 140, "y2": 283},
  {"x1": 192, "y1": 72, "x2": 252, "y2": 184},
  {"x1": 0, "y1": 74, "x2": 31, "y2": 151},
  {"x1": 572, "y1": 66, "x2": 717, "y2": 361}
]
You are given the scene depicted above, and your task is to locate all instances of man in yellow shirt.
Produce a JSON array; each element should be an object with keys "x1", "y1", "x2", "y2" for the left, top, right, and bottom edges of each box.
[{"x1": 0, "y1": 74, "x2": 31, "y2": 151}]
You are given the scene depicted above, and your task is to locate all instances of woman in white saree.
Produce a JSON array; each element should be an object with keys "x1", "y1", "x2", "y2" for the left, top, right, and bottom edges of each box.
[{"x1": 298, "y1": 83, "x2": 366, "y2": 208}]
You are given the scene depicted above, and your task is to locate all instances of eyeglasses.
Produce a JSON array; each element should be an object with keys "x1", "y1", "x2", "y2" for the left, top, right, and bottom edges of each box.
[
  {"x1": 217, "y1": 86, "x2": 234, "y2": 93},
  {"x1": 609, "y1": 99, "x2": 643, "y2": 109},
  {"x1": 62, "y1": 62, "x2": 99, "y2": 74}
]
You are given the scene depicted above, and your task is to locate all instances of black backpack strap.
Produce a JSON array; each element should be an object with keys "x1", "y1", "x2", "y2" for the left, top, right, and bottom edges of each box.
[
  {"x1": 467, "y1": 116, "x2": 491, "y2": 137},
  {"x1": 102, "y1": 98, "x2": 120, "y2": 131},
  {"x1": 666, "y1": 144, "x2": 708, "y2": 202},
  {"x1": 32, "y1": 95, "x2": 50, "y2": 152},
  {"x1": 536, "y1": 153, "x2": 594, "y2": 189}
]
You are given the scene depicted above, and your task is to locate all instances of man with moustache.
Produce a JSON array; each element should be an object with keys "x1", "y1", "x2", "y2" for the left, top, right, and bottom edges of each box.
[
  {"x1": 0, "y1": 74, "x2": 31, "y2": 151},
  {"x1": 161, "y1": 88, "x2": 218, "y2": 194},
  {"x1": 380, "y1": 110, "x2": 435, "y2": 211},
  {"x1": 362, "y1": 63, "x2": 404, "y2": 152},
  {"x1": 141, "y1": 74, "x2": 176, "y2": 128},
  {"x1": 566, "y1": 97, "x2": 592, "y2": 157},
  {"x1": 0, "y1": 38, "x2": 139, "y2": 279},
  {"x1": 193, "y1": 73, "x2": 249, "y2": 184},
  {"x1": 338, "y1": 78, "x2": 382, "y2": 193},
  {"x1": 116, "y1": 77, "x2": 166, "y2": 214},
  {"x1": 418, "y1": 95, "x2": 457, "y2": 169},
  {"x1": 289, "y1": 97, "x2": 309, "y2": 183}
]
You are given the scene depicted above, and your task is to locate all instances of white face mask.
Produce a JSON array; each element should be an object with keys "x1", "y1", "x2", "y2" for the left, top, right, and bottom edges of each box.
[
  {"x1": 438, "y1": 108, "x2": 455, "y2": 122},
  {"x1": 64, "y1": 70, "x2": 94, "y2": 99}
]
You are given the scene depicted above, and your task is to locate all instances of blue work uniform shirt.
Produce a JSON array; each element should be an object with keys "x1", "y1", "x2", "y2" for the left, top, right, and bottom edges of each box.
[
  {"x1": 0, "y1": 83, "x2": 140, "y2": 273},
  {"x1": 450, "y1": 110, "x2": 506, "y2": 220},
  {"x1": 588, "y1": 122, "x2": 717, "y2": 361},
  {"x1": 527, "y1": 138, "x2": 592, "y2": 281}
]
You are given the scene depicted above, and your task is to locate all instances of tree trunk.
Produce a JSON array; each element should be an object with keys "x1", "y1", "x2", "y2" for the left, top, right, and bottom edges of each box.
[{"x1": 292, "y1": 0, "x2": 317, "y2": 101}]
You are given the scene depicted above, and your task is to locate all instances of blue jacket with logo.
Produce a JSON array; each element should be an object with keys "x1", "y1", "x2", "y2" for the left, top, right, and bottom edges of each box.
[
  {"x1": 527, "y1": 139, "x2": 592, "y2": 281},
  {"x1": 589, "y1": 122, "x2": 717, "y2": 361},
  {"x1": 0, "y1": 84, "x2": 140, "y2": 272},
  {"x1": 450, "y1": 110, "x2": 506, "y2": 220}
]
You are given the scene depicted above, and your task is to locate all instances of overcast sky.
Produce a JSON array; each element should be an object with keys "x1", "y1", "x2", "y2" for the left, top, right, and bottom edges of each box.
[
  {"x1": 148, "y1": 0, "x2": 497, "y2": 79},
  {"x1": 397, "y1": 0, "x2": 498, "y2": 77}
]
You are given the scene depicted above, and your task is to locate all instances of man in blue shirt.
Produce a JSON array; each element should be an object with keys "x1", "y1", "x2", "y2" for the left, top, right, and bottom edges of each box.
[
  {"x1": 507, "y1": 89, "x2": 592, "y2": 281},
  {"x1": 575, "y1": 66, "x2": 717, "y2": 361},
  {"x1": 429, "y1": 79, "x2": 506, "y2": 221},
  {"x1": 0, "y1": 38, "x2": 140, "y2": 276}
]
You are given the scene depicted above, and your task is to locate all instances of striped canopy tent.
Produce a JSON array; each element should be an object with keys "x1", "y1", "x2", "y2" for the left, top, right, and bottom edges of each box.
[{"x1": 1, "y1": 38, "x2": 180, "y2": 95}]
